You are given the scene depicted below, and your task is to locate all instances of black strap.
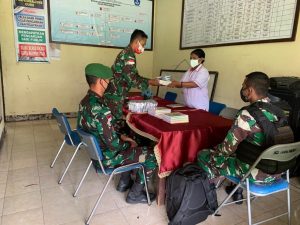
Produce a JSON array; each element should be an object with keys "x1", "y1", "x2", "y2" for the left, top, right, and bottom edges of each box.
[{"x1": 242, "y1": 102, "x2": 288, "y2": 146}]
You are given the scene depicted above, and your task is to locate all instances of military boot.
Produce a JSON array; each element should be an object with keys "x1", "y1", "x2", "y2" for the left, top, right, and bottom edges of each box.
[
  {"x1": 116, "y1": 171, "x2": 133, "y2": 192},
  {"x1": 126, "y1": 182, "x2": 156, "y2": 204},
  {"x1": 225, "y1": 184, "x2": 244, "y2": 205}
]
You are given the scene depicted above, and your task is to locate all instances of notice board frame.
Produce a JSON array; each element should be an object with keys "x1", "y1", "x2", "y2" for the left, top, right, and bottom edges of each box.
[
  {"x1": 47, "y1": 0, "x2": 154, "y2": 50},
  {"x1": 180, "y1": 0, "x2": 300, "y2": 49}
]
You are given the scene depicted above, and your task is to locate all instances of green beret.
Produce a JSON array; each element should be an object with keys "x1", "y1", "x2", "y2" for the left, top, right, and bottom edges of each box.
[{"x1": 85, "y1": 63, "x2": 113, "y2": 79}]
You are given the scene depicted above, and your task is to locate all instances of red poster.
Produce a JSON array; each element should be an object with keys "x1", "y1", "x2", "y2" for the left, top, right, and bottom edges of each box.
[{"x1": 18, "y1": 44, "x2": 47, "y2": 58}]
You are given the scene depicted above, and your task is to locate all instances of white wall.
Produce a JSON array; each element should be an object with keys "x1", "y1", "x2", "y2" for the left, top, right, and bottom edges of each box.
[
  {"x1": 1, "y1": 0, "x2": 300, "y2": 117},
  {"x1": 0, "y1": 0, "x2": 154, "y2": 116},
  {"x1": 153, "y1": 0, "x2": 300, "y2": 109}
]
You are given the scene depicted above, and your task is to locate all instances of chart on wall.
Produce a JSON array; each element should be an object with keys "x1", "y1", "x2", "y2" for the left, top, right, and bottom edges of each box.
[
  {"x1": 181, "y1": 0, "x2": 300, "y2": 48},
  {"x1": 48, "y1": 0, "x2": 154, "y2": 49}
]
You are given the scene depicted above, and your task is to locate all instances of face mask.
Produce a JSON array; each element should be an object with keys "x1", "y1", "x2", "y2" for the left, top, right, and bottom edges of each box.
[
  {"x1": 190, "y1": 59, "x2": 199, "y2": 68},
  {"x1": 135, "y1": 41, "x2": 144, "y2": 54},
  {"x1": 240, "y1": 88, "x2": 249, "y2": 102}
]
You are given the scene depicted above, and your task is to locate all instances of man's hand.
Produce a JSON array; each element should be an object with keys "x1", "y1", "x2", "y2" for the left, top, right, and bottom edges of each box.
[
  {"x1": 121, "y1": 135, "x2": 138, "y2": 148},
  {"x1": 148, "y1": 79, "x2": 160, "y2": 86}
]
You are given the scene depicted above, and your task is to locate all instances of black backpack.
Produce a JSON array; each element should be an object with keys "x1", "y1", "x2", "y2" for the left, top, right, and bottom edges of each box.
[
  {"x1": 166, "y1": 163, "x2": 218, "y2": 225},
  {"x1": 236, "y1": 102, "x2": 296, "y2": 174}
]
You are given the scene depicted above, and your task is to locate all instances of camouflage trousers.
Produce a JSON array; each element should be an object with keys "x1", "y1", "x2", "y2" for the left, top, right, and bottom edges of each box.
[
  {"x1": 94, "y1": 146, "x2": 157, "y2": 184},
  {"x1": 197, "y1": 149, "x2": 278, "y2": 183}
]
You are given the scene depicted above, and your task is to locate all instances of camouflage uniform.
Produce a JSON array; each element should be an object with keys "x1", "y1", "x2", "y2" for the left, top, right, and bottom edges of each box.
[
  {"x1": 77, "y1": 90, "x2": 157, "y2": 184},
  {"x1": 104, "y1": 46, "x2": 149, "y2": 129},
  {"x1": 197, "y1": 98, "x2": 281, "y2": 183}
]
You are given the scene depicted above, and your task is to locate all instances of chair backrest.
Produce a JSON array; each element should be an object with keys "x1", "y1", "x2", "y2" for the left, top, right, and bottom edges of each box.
[
  {"x1": 76, "y1": 128, "x2": 104, "y2": 161},
  {"x1": 52, "y1": 108, "x2": 74, "y2": 144},
  {"x1": 165, "y1": 91, "x2": 177, "y2": 102},
  {"x1": 219, "y1": 107, "x2": 239, "y2": 120},
  {"x1": 259, "y1": 141, "x2": 300, "y2": 162},
  {"x1": 209, "y1": 101, "x2": 226, "y2": 115},
  {"x1": 241, "y1": 141, "x2": 300, "y2": 181}
]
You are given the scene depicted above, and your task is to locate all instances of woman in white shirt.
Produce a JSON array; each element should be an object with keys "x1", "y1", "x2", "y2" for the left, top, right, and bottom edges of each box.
[{"x1": 168, "y1": 49, "x2": 209, "y2": 111}]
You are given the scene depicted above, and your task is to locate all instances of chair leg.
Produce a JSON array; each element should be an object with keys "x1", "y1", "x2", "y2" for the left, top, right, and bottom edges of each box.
[
  {"x1": 213, "y1": 183, "x2": 243, "y2": 216},
  {"x1": 287, "y1": 170, "x2": 291, "y2": 225},
  {"x1": 215, "y1": 176, "x2": 225, "y2": 189},
  {"x1": 246, "y1": 178, "x2": 252, "y2": 225},
  {"x1": 141, "y1": 165, "x2": 151, "y2": 206},
  {"x1": 73, "y1": 160, "x2": 93, "y2": 197},
  {"x1": 86, "y1": 173, "x2": 115, "y2": 225},
  {"x1": 58, "y1": 144, "x2": 81, "y2": 184},
  {"x1": 50, "y1": 140, "x2": 66, "y2": 168}
]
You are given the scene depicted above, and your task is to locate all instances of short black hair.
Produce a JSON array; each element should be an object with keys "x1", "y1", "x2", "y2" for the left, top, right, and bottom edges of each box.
[
  {"x1": 245, "y1": 72, "x2": 270, "y2": 96},
  {"x1": 130, "y1": 29, "x2": 148, "y2": 43},
  {"x1": 191, "y1": 49, "x2": 205, "y2": 58},
  {"x1": 85, "y1": 75, "x2": 98, "y2": 86}
]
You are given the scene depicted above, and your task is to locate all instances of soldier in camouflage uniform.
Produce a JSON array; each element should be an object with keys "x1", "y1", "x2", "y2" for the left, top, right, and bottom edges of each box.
[
  {"x1": 78, "y1": 63, "x2": 157, "y2": 204},
  {"x1": 104, "y1": 29, "x2": 159, "y2": 131},
  {"x1": 197, "y1": 72, "x2": 283, "y2": 202}
]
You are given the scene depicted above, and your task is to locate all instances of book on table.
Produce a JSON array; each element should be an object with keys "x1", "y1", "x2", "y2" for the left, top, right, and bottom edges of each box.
[
  {"x1": 161, "y1": 112, "x2": 189, "y2": 124},
  {"x1": 148, "y1": 107, "x2": 171, "y2": 118},
  {"x1": 166, "y1": 103, "x2": 184, "y2": 108}
]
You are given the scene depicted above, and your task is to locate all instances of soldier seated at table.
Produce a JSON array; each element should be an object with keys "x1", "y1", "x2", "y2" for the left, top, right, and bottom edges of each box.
[
  {"x1": 197, "y1": 71, "x2": 290, "y2": 203},
  {"x1": 78, "y1": 63, "x2": 157, "y2": 204}
]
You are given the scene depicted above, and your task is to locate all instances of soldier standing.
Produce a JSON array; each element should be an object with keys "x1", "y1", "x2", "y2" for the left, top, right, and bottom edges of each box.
[
  {"x1": 78, "y1": 63, "x2": 157, "y2": 204},
  {"x1": 104, "y1": 29, "x2": 159, "y2": 130}
]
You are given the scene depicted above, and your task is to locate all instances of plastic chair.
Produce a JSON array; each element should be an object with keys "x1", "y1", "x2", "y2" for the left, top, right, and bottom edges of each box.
[
  {"x1": 50, "y1": 108, "x2": 81, "y2": 184},
  {"x1": 73, "y1": 129, "x2": 151, "y2": 225},
  {"x1": 209, "y1": 101, "x2": 226, "y2": 115},
  {"x1": 165, "y1": 91, "x2": 177, "y2": 101},
  {"x1": 219, "y1": 107, "x2": 239, "y2": 120},
  {"x1": 214, "y1": 141, "x2": 300, "y2": 225}
]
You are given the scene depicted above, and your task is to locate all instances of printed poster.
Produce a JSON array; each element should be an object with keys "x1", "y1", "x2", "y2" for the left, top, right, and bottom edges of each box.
[{"x1": 13, "y1": 0, "x2": 50, "y2": 62}]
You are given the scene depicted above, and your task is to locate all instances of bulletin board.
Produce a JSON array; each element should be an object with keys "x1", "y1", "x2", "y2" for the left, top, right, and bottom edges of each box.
[
  {"x1": 48, "y1": 0, "x2": 154, "y2": 49},
  {"x1": 156, "y1": 70, "x2": 218, "y2": 104},
  {"x1": 180, "y1": 0, "x2": 300, "y2": 49}
]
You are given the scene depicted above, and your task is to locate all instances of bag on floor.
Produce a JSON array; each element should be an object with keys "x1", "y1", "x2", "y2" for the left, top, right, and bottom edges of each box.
[{"x1": 166, "y1": 163, "x2": 218, "y2": 225}]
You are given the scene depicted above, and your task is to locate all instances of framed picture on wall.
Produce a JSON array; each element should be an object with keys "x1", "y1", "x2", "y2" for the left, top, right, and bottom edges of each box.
[{"x1": 156, "y1": 69, "x2": 218, "y2": 104}]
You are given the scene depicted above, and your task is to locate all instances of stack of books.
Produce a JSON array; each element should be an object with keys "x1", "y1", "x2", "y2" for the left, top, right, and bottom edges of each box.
[
  {"x1": 161, "y1": 112, "x2": 189, "y2": 124},
  {"x1": 148, "y1": 107, "x2": 171, "y2": 118}
]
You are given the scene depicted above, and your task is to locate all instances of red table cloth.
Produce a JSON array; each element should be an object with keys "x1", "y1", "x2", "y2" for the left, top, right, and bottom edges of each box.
[{"x1": 126, "y1": 97, "x2": 233, "y2": 177}]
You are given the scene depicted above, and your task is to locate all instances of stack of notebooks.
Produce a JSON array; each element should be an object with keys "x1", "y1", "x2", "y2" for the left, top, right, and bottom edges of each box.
[
  {"x1": 161, "y1": 112, "x2": 189, "y2": 124},
  {"x1": 148, "y1": 107, "x2": 171, "y2": 118}
]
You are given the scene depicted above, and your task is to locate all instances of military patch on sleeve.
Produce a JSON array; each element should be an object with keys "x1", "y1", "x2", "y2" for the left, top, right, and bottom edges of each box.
[
  {"x1": 126, "y1": 59, "x2": 135, "y2": 65},
  {"x1": 104, "y1": 111, "x2": 112, "y2": 126}
]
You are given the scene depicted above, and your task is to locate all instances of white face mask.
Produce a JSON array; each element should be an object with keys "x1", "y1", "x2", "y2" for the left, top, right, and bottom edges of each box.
[
  {"x1": 135, "y1": 41, "x2": 144, "y2": 54},
  {"x1": 190, "y1": 59, "x2": 199, "y2": 68}
]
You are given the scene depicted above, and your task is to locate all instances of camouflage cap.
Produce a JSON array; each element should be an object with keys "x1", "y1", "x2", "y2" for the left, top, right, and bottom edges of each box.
[{"x1": 85, "y1": 63, "x2": 113, "y2": 79}]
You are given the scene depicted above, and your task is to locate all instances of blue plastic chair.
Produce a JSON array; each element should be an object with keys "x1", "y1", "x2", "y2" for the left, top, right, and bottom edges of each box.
[
  {"x1": 50, "y1": 108, "x2": 81, "y2": 184},
  {"x1": 164, "y1": 91, "x2": 177, "y2": 102},
  {"x1": 214, "y1": 141, "x2": 300, "y2": 225},
  {"x1": 209, "y1": 101, "x2": 226, "y2": 115},
  {"x1": 73, "y1": 129, "x2": 151, "y2": 225}
]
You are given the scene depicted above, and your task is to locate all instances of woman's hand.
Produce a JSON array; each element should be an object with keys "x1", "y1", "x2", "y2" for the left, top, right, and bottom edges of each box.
[{"x1": 167, "y1": 80, "x2": 181, "y2": 88}]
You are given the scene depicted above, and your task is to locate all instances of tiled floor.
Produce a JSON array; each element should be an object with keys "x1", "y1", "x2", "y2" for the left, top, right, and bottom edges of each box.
[{"x1": 0, "y1": 119, "x2": 299, "y2": 225}]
